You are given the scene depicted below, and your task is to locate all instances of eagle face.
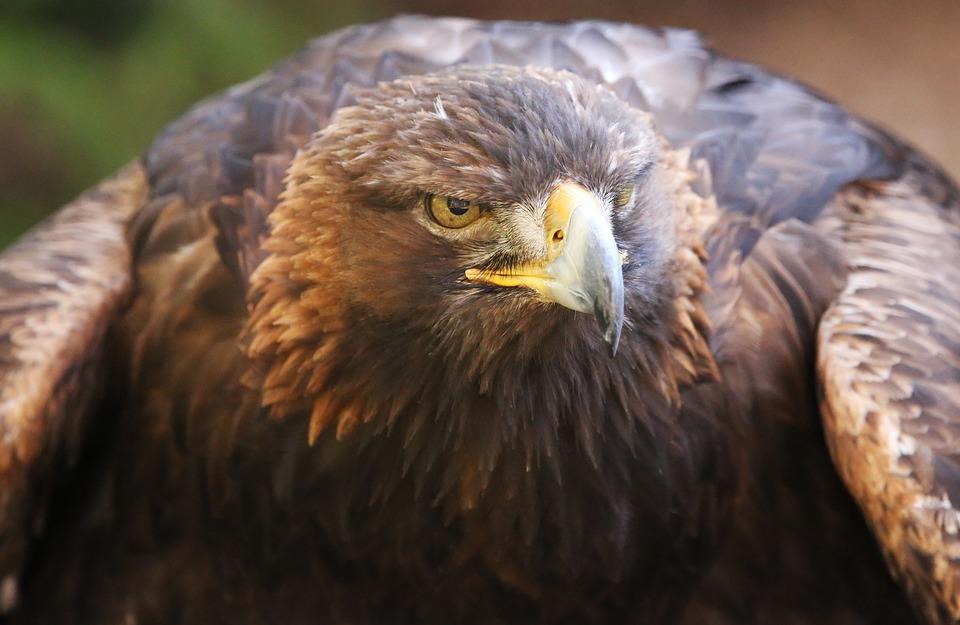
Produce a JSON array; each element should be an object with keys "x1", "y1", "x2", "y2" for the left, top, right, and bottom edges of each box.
[{"x1": 278, "y1": 66, "x2": 677, "y2": 366}]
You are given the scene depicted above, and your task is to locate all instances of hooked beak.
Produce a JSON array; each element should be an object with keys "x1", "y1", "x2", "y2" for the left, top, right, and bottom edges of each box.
[{"x1": 464, "y1": 182, "x2": 625, "y2": 355}]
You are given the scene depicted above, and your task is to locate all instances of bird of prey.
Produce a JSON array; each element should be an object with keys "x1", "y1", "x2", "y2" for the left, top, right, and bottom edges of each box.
[{"x1": 1, "y1": 15, "x2": 959, "y2": 625}]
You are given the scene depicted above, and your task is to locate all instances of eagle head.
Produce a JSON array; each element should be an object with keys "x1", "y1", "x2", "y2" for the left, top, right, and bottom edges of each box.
[{"x1": 244, "y1": 64, "x2": 719, "y2": 582}]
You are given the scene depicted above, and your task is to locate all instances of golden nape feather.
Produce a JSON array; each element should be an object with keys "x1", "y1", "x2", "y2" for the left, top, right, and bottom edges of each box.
[{"x1": 0, "y1": 15, "x2": 958, "y2": 625}]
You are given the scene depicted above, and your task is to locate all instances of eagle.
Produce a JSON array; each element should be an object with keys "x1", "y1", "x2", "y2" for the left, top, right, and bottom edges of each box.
[{"x1": 1, "y1": 15, "x2": 959, "y2": 625}]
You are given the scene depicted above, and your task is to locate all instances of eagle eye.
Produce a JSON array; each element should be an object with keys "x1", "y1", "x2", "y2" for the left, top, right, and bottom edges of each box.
[
  {"x1": 425, "y1": 194, "x2": 483, "y2": 228},
  {"x1": 613, "y1": 183, "x2": 636, "y2": 208}
]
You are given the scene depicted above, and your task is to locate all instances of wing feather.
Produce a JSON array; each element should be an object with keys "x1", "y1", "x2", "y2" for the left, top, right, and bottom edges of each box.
[
  {"x1": 0, "y1": 162, "x2": 146, "y2": 589},
  {"x1": 818, "y1": 162, "x2": 960, "y2": 624}
]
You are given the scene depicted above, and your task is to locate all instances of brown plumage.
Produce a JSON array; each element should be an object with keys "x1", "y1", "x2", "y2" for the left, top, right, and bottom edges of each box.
[{"x1": 0, "y1": 15, "x2": 958, "y2": 625}]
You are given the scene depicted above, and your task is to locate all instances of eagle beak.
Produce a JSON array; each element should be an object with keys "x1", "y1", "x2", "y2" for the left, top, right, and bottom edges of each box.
[{"x1": 465, "y1": 182, "x2": 625, "y2": 356}]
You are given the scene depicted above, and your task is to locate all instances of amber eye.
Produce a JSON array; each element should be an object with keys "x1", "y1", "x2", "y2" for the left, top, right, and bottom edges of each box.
[
  {"x1": 613, "y1": 183, "x2": 635, "y2": 208},
  {"x1": 425, "y1": 194, "x2": 482, "y2": 228}
]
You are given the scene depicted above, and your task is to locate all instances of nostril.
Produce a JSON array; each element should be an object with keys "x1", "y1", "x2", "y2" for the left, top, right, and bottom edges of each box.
[{"x1": 553, "y1": 229, "x2": 565, "y2": 242}]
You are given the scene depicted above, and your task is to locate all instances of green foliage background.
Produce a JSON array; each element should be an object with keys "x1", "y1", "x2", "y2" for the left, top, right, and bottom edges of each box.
[{"x1": 0, "y1": 0, "x2": 380, "y2": 249}]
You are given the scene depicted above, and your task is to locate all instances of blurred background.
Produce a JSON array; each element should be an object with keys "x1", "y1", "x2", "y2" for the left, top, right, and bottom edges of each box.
[{"x1": 1, "y1": 0, "x2": 957, "y2": 249}]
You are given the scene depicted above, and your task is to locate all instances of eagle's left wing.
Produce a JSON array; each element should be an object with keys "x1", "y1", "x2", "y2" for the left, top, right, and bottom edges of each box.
[{"x1": 817, "y1": 160, "x2": 960, "y2": 625}]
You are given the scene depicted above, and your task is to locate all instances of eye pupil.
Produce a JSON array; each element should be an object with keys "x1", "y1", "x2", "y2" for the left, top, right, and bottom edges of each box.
[{"x1": 447, "y1": 198, "x2": 471, "y2": 215}]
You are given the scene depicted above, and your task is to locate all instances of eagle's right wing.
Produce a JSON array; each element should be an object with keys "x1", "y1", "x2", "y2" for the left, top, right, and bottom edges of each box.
[{"x1": 0, "y1": 162, "x2": 146, "y2": 599}]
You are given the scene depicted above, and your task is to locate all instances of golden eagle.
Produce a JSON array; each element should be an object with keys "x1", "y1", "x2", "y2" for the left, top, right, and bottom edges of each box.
[{"x1": 1, "y1": 15, "x2": 958, "y2": 625}]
